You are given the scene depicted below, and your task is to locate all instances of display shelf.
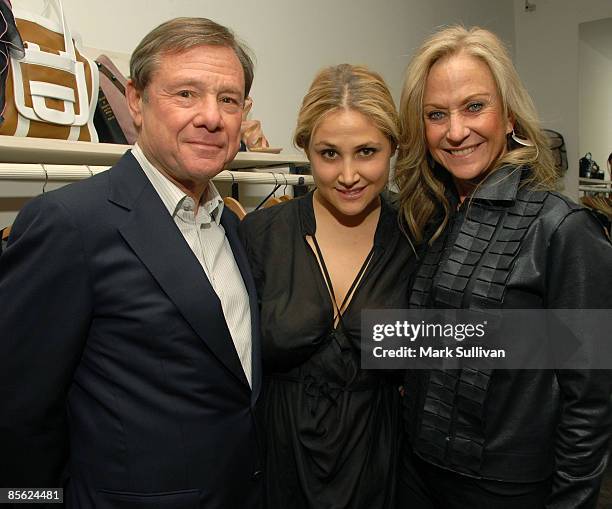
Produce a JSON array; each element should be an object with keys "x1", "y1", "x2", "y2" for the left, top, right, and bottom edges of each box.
[
  {"x1": 579, "y1": 177, "x2": 612, "y2": 194},
  {"x1": 0, "y1": 164, "x2": 314, "y2": 185},
  {"x1": 579, "y1": 177, "x2": 612, "y2": 185},
  {"x1": 0, "y1": 135, "x2": 309, "y2": 169}
]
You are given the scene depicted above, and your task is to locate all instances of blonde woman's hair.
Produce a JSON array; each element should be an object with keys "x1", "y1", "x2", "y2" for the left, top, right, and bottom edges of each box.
[
  {"x1": 395, "y1": 25, "x2": 557, "y2": 244},
  {"x1": 294, "y1": 64, "x2": 399, "y2": 152}
]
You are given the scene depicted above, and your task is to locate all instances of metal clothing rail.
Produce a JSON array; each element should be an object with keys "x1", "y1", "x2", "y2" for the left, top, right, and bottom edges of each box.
[{"x1": 0, "y1": 164, "x2": 314, "y2": 186}]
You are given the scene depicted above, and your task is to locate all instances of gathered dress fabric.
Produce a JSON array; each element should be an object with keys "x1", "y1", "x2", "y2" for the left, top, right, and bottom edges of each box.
[
  {"x1": 398, "y1": 165, "x2": 612, "y2": 509},
  {"x1": 239, "y1": 192, "x2": 416, "y2": 509}
]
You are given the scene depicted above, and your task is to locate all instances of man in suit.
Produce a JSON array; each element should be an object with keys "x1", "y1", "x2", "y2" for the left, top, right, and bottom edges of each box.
[{"x1": 0, "y1": 17, "x2": 262, "y2": 508}]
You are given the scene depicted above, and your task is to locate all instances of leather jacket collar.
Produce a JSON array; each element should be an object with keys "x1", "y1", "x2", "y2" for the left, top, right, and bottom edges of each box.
[{"x1": 471, "y1": 165, "x2": 523, "y2": 203}]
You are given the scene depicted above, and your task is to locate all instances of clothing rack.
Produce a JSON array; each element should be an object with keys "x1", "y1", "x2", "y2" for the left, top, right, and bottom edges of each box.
[
  {"x1": 0, "y1": 164, "x2": 314, "y2": 186},
  {"x1": 0, "y1": 137, "x2": 313, "y2": 226}
]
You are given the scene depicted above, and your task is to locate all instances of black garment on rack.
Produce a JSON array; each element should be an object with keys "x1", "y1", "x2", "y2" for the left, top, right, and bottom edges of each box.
[
  {"x1": 0, "y1": 0, "x2": 24, "y2": 124},
  {"x1": 239, "y1": 192, "x2": 416, "y2": 509},
  {"x1": 399, "y1": 165, "x2": 612, "y2": 509}
]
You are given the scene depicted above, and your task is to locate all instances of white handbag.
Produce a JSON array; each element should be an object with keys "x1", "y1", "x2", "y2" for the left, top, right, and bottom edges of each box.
[{"x1": 0, "y1": 0, "x2": 99, "y2": 141}]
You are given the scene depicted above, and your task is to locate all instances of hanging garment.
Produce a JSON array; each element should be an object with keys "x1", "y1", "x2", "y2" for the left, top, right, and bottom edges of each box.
[{"x1": 0, "y1": 0, "x2": 25, "y2": 124}]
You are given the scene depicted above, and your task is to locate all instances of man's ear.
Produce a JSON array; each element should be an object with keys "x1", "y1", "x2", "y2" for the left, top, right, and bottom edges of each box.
[{"x1": 126, "y1": 79, "x2": 144, "y2": 129}]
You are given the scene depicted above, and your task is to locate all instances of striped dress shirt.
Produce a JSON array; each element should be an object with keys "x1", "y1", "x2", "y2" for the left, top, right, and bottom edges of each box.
[{"x1": 132, "y1": 144, "x2": 252, "y2": 386}]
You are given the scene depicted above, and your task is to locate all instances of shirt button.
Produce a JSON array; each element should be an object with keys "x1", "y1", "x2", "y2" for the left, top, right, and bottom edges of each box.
[{"x1": 251, "y1": 470, "x2": 262, "y2": 481}]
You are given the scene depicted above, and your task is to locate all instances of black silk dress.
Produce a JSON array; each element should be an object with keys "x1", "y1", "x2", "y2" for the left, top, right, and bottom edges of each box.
[{"x1": 239, "y1": 192, "x2": 415, "y2": 509}]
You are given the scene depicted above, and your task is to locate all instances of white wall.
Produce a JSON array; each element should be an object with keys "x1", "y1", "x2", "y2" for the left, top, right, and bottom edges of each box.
[
  {"x1": 2, "y1": 0, "x2": 515, "y2": 226},
  {"x1": 513, "y1": 0, "x2": 612, "y2": 198},
  {"x1": 12, "y1": 0, "x2": 515, "y2": 151},
  {"x1": 579, "y1": 18, "x2": 612, "y2": 180}
]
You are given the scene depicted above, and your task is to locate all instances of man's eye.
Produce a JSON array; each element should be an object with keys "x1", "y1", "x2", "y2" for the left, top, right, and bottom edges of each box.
[
  {"x1": 467, "y1": 102, "x2": 484, "y2": 113},
  {"x1": 426, "y1": 110, "x2": 445, "y2": 121},
  {"x1": 220, "y1": 96, "x2": 242, "y2": 113}
]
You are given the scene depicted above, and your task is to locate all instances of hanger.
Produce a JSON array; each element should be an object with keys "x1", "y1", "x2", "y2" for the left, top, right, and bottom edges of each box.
[
  {"x1": 254, "y1": 173, "x2": 282, "y2": 211},
  {"x1": 263, "y1": 196, "x2": 282, "y2": 208},
  {"x1": 223, "y1": 197, "x2": 247, "y2": 220},
  {"x1": 263, "y1": 173, "x2": 282, "y2": 208},
  {"x1": 42, "y1": 164, "x2": 49, "y2": 193},
  {"x1": 222, "y1": 173, "x2": 247, "y2": 219},
  {"x1": 279, "y1": 173, "x2": 292, "y2": 202},
  {"x1": 229, "y1": 170, "x2": 240, "y2": 200},
  {"x1": 1, "y1": 225, "x2": 12, "y2": 240}
]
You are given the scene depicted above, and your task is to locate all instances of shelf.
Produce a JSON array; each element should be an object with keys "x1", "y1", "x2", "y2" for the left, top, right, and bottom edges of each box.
[
  {"x1": 0, "y1": 164, "x2": 314, "y2": 186},
  {"x1": 0, "y1": 135, "x2": 309, "y2": 169},
  {"x1": 579, "y1": 177, "x2": 612, "y2": 185}
]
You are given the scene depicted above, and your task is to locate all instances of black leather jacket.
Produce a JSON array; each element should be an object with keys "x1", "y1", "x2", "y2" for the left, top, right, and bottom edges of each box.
[{"x1": 403, "y1": 165, "x2": 612, "y2": 508}]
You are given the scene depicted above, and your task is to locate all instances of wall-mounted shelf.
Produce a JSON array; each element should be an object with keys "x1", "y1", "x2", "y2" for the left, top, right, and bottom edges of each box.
[
  {"x1": 0, "y1": 135, "x2": 309, "y2": 169},
  {"x1": 578, "y1": 177, "x2": 612, "y2": 194},
  {"x1": 579, "y1": 177, "x2": 612, "y2": 185},
  {"x1": 0, "y1": 164, "x2": 314, "y2": 186}
]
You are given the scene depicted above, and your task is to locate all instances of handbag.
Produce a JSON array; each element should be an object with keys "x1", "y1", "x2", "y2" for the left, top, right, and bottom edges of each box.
[
  {"x1": 94, "y1": 54, "x2": 137, "y2": 144},
  {"x1": 579, "y1": 152, "x2": 604, "y2": 180},
  {"x1": 0, "y1": 0, "x2": 99, "y2": 142}
]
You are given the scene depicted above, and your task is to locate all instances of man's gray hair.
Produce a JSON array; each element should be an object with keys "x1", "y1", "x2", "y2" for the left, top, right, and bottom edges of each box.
[{"x1": 130, "y1": 17, "x2": 254, "y2": 97}]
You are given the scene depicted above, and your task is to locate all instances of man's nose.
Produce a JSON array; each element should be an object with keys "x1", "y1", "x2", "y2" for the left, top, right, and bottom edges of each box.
[
  {"x1": 446, "y1": 113, "x2": 469, "y2": 144},
  {"x1": 193, "y1": 96, "x2": 223, "y2": 131}
]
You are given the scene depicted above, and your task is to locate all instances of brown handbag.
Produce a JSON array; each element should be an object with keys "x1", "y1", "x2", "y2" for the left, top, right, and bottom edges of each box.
[
  {"x1": 95, "y1": 54, "x2": 137, "y2": 144},
  {"x1": 0, "y1": 0, "x2": 99, "y2": 141}
]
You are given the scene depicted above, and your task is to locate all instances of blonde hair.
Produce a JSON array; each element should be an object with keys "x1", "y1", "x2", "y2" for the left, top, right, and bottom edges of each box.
[
  {"x1": 395, "y1": 25, "x2": 557, "y2": 244},
  {"x1": 294, "y1": 64, "x2": 399, "y2": 151},
  {"x1": 130, "y1": 17, "x2": 254, "y2": 97}
]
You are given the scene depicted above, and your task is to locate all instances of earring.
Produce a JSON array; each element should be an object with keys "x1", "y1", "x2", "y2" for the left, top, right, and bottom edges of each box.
[{"x1": 511, "y1": 129, "x2": 534, "y2": 147}]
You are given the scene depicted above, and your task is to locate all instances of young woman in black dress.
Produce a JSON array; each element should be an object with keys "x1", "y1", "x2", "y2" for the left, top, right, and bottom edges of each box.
[{"x1": 240, "y1": 64, "x2": 416, "y2": 508}]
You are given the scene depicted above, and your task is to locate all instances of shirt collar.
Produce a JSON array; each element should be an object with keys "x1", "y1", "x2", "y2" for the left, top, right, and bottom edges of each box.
[
  {"x1": 132, "y1": 143, "x2": 224, "y2": 225},
  {"x1": 201, "y1": 182, "x2": 224, "y2": 225}
]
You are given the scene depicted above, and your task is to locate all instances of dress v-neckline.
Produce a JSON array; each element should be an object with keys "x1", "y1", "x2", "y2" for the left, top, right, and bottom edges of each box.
[{"x1": 308, "y1": 234, "x2": 375, "y2": 330}]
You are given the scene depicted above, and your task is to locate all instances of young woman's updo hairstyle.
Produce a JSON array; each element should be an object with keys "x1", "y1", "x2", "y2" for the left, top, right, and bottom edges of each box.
[{"x1": 294, "y1": 64, "x2": 399, "y2": 153}]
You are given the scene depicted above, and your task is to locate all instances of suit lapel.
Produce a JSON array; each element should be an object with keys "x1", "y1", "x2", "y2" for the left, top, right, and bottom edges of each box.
[
  {"x1": 222, "y1": 210, "x2": 262, "y2": 403},
  {"x1": 109, "y1": 153, "x2": 249, "y2": 387}
]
